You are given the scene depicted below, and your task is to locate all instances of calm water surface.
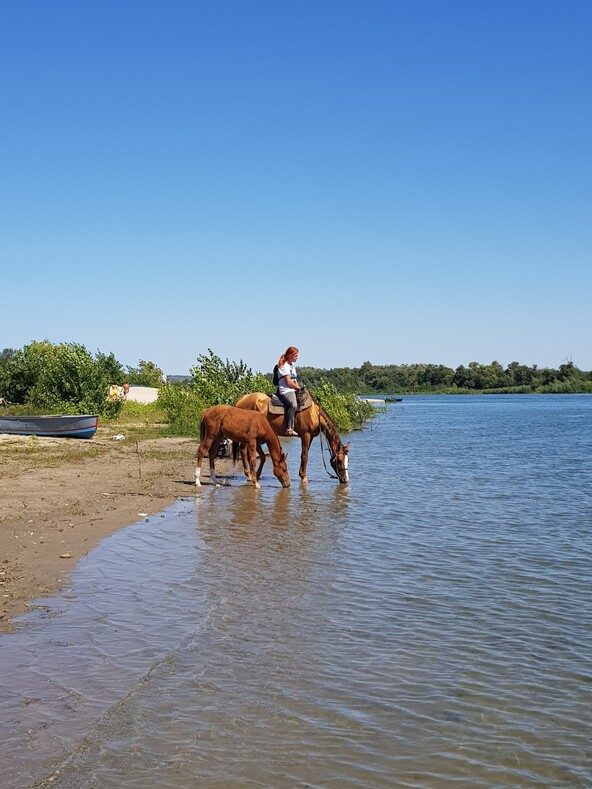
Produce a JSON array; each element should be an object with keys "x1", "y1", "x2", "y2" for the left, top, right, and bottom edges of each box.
[{"x1": 1, "y1": 395, "x2": 591, "y2": 788}]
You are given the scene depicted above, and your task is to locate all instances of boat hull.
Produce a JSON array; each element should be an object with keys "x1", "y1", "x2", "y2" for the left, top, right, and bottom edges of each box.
[{"x1": 0, "y1": 415, "x2": 99, "y2": 439}]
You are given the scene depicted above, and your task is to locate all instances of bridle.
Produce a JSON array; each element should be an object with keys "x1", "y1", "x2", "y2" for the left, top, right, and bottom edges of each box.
[{"x1": 319, "y1": 428, "x2": 348, "y2": 483}]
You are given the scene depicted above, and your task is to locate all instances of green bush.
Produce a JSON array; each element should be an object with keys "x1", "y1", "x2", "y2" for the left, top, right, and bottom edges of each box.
[
  {"x1": 190, "y1": 349, "x2": 273, "y2": 405},
  {"x1": 0, "y1": 342, "x2": 378, "y2": 434},
  {"x1": 310, "y1": 379, "x2": 377, "y2": 432},
  {"x1": 157, "y1": 384, "x2": 206, "y2": 437},
  {"x1": 119, "y1": 400, "x2": 165, "y2": 420},
  {"x1": 0, "y1": 340, "x2": 123, "y2": 416},
  {"x1": 341, "y1": 391, "x2": 378, "y2": 429},
  {"x1": 157, "y1": 351, "x2": 274, "y2": 436},
  {"x1": 125, "y1": 360, "x2": 164, "y2": 387}
]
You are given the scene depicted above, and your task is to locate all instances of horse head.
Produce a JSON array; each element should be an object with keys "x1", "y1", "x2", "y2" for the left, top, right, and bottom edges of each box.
[
  {"x1": 330, "y1": 442, "x2": 350, "y2": 484},
  {"x1": 273, "y1": 450, "x2": 291, "y2": 488}
]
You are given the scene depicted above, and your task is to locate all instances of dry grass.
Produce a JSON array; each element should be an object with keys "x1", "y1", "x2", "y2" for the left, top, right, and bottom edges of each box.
[{"x1": 0, "y1": 401, "x2": 178, "y2": 475}]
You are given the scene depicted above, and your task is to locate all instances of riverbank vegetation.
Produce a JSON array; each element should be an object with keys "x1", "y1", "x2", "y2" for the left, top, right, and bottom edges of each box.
[
  {"x1": 4, "y1": 342, "x2": 589, "y2": 441},
  {"x1": 0, "y1": 344, "x2": 376, "y2": 435},
  {"x1": 158, "y1": 350, "x2": 375, "y2": 434}
]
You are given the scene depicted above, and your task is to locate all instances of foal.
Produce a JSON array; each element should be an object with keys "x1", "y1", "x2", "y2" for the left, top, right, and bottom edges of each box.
[{"x1": 195, "y1": 405, "x2": 290, "y2": 489}]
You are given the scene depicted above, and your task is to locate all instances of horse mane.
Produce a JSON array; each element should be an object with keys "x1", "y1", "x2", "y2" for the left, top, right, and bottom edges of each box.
[{"x1": 316, "y1": 400, "x2": 342, "y2": 449}]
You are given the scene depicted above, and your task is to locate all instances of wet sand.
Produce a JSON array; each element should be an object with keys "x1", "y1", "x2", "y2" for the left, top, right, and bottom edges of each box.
[{"x1": 0, "y1": 433, "x2": 234, "y2": 632}]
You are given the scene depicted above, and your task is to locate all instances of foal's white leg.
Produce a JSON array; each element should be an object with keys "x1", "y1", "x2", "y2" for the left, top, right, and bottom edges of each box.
[
  {"x1": 195, "y1": 439, "x2": 212, "y2": 487},
  {"x1": 195, "y1": 445, "x2": 204, "y2": 487}
]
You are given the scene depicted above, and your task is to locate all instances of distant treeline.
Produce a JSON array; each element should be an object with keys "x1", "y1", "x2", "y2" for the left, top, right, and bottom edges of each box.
[{"x1": 295, "y1": 360, "x2": 592, "y2": 395}]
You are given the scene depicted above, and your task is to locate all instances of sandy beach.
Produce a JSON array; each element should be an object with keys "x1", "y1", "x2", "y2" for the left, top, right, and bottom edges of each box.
[{"x1": 0, "y1": 431, "x2": 234, "y2": 632}]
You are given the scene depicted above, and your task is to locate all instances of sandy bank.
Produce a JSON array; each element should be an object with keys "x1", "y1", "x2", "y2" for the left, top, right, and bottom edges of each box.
[{"x1": 0, "y1": 432, "x2": 235, "y2": 632}]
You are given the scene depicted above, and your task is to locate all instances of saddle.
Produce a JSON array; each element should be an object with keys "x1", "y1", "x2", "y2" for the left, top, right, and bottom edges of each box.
[{"x1": 268, "y1": 389, "x2": 313, "y2": 416}]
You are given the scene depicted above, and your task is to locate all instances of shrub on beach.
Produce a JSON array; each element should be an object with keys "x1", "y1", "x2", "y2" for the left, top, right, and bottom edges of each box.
[
  {"x1": 311, "y1": 379, "x2": 377, "y2": 432},
  {"x1": 157, "y1": 384, "x2": 206, "y2": 437},
  {"x1": 0, "y1": 342, "x2": 378, "y2": 434},
  {"x1": 162, "y1": 352, "x2": 378, "y2": 436},
  {"x1": 0, "y1": 340, "x2": 124, "y2": 417},
  {"x1": 125, "y1": 359, "x2": 164, "y2": 388},
  {"x1": 189, "y1": 349, "x2": 273, "y2": 406},
  {"x1": 158, "y1": 350, "x2": 273, "y2": 437}
]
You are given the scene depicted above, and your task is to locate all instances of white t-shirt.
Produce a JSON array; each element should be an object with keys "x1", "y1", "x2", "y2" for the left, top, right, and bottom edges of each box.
[{"x1": 278, "y1": 362, "x2": 297, "y2": 395}]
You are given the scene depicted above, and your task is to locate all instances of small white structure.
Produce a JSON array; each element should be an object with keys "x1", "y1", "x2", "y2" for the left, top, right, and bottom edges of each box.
[{"x1": 125, "y1": 386, "x2": 159, "y2": 404}]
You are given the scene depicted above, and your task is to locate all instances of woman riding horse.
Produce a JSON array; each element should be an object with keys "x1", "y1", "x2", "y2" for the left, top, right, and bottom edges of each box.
[{"x1": 234, "y1": 392, "x2": 349, "y2": 485}]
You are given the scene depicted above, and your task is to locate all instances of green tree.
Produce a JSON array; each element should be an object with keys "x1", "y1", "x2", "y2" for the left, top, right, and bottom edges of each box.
[
  {"x1": 0, "y1": 348, "x2": 16, "y2": 367},
  {"x1": 0, "y1": 340, "x2": 124, "y2": 416},
  {"x1": 311, "y1": 379, "x2": 377, "y2": 431},
  {"x1": 558, "y1": 360, "x2": 578, "y2": 381},
  {"x1": 190, "y1": 349, "x2": 272, "y2": 406},
  {"x1": 126, "y1": 359, "x2": 164, "y2": 387}
]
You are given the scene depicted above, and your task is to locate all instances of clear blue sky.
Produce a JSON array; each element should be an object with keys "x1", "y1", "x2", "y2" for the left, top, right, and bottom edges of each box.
[{"x1": 1, "y1": 0, "x2": 590, "y2": 375}]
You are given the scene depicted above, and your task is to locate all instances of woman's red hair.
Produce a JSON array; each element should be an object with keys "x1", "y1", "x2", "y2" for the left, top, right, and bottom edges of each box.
[{"x1": 278, "y1": 346, "x2": 299, "y2": 366}]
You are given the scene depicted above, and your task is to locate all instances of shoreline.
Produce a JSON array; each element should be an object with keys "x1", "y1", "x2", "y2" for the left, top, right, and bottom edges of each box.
[{"x1": 0, "y1": 433, "x2": 234, "y2": 632}]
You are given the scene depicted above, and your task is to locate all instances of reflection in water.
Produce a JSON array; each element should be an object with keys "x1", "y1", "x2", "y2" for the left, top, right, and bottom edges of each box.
[{"x1": 1, "y1": 396, "x2": 592, "y2": 788}]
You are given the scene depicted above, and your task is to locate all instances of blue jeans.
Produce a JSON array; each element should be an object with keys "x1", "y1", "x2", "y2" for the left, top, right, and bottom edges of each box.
[{"x1": 277, "y1": 389, "x2": 297, "y2": 430}]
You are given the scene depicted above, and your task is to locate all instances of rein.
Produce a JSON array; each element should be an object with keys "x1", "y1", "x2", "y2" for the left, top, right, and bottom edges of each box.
[{"x1": 319, "y1": 426, "x2": 339, "y2": 479}]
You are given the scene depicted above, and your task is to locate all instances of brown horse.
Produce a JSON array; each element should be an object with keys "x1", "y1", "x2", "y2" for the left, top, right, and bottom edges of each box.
[
  {"x1": 195, "y1": 405, "x2": 290, "y2": 489},
  {"x1": 234, "y1": 392, "x2": 350, "y2": 484}
]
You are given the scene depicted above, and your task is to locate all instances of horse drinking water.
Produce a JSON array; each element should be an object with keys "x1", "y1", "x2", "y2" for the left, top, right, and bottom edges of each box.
[
  {"x1": 234, "y1": 392, "x2": 350, "y2": 484},
  {"x1": 195, "y1": 405, "x2": 290, "y2": 489}
]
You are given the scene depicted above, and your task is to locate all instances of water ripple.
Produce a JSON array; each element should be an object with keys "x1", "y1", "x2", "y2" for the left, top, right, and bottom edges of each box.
[{"x1": 1, "y1": 396, "x2": 592, "y2": 787}]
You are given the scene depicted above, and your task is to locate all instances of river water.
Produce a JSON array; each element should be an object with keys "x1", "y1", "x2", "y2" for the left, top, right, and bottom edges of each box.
[{"x1": 1, "y1": 395, "x2": 591, "y2": 788}]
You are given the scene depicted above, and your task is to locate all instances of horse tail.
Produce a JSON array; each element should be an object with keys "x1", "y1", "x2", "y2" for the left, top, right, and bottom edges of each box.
[{"x1": 232, "y1": 440, "x2": 241, "y2": 466}]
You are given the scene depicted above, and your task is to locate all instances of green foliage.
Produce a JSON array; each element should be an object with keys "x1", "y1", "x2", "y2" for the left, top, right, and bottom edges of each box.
[
  {"x1": 157, "y1": 383, "x2": 206, "y2": 437},
  {"x1": 342, "y1": 391, "x2": 379, "y2": 428},
  {"x1": 5, "y1": 339, "x2": 589, "y2": 443},
  {"x1": 125, "y1": 359, "x2": 164, "y2": 387},
  {"x1": 0, "y1": 348, "x2": 16, "y2": 368},
  {"x1": 103, "y1": 399, "x2": 125, "y2": 419},
  {"x1": 190, "y1": 349, "x2": 273, "y2": 405},
  {"x1": 310, "y1": 379, "x2": 378, "y2": 432},
  {"x1": 118, "y1": 400, "x2": 164, "y2": 420},
  {"x1": 101, "y1": 399, "x2": 168, "y2": 440},
  {"x1": 161, "y1": 351, "x2": 377, "y2": 436},
  {"x1": 0, "y1": 340, "x2": 124, "y2": 416},
  {"x1": 299, "y1": 359, "x2": 592, "y2": 395},
  {"x1": 156, "y1": 349, "x2": 274, "y2": 437}
]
